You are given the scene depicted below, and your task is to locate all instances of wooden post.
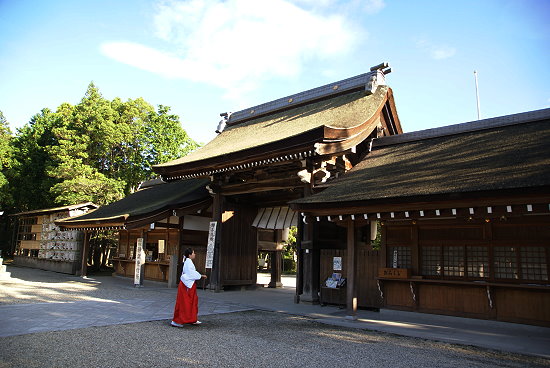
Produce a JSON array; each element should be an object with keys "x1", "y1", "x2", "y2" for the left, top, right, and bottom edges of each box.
[
  {"x1": 168, "y1": 255, "x2": 178, "y2": 288},
  {"x1": 268, "y1": 250, "x2": 283, "y2": 288},
  {"x1": 80, "y1": 230, "x2": 89, "y2": 277},
  {"x1": 295, "y1": 217, "x2": 304, "y2": 303},
  {"x1": 346, "y1": 218, "x2": 357, "y2": 319},
  {"x1": 298, "y1": 160, "x2": 319, "y2": 304},
  {"x1": 299, "y1": 218, "x2": 320, "y2": 304},
  {"x1": 175, "y1": 215, "x2": 185, "y2": 286},
  {"x1": 210, "y1": 191, "x2": 223, "y2": 292}
]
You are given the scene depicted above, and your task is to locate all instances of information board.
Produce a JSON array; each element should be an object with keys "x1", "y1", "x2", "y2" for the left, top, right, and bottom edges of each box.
[
  {"x1": 134, "y1": 238, "x2": 145, "y2": 286},
  {"x1": 205, "y1": 221, "x2": 217, "y2": 269}
]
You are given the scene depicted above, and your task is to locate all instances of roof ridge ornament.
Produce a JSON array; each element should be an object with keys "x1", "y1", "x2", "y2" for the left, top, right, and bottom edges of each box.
[
  {"x1": 216, "y1": 112, "x2": 232, "y2": 134},
  {"x1": 366, "y1": 62, "x2": 392, "y2": 95}
]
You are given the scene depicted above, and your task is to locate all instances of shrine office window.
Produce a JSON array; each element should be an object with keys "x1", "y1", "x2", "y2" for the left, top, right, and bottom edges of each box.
[
  {"x1": 493, "y1": 246, "x2": 548, "y2": 281},
  {"x1": 466, "y1": 246, "x2": 489, "y2": 278},
  {"x1": 493, "y1": 246, "x2": 518, "y2": 279},
  {"x1": 520, "y1": 246, "x2": 548, "y2": 281},
  {"x1": 386, "y1": 246, "x2": 411, "y2": 269},
  {"x1": 421, "y1": 245, "x2": 488, "y2": 279},
  {"x1": 421, "y1": 246, "x2": 441, "y2": 276}
]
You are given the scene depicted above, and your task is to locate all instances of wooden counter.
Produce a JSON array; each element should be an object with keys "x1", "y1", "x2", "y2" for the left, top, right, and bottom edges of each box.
[
  {"x1": 377, "y1": 277, "x2": 550, "y2": 326},
  {"x1": 112, "y1": 258, "x2": 170, "y2": 282}
]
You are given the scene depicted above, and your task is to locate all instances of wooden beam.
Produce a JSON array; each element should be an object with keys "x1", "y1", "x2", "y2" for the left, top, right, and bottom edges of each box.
[
  {"x1": 218, "y1": 178, "x2": 303, "y2": 196},
  {"x1": 152, "y1": 222, "x2": 179, "y2": 229}
]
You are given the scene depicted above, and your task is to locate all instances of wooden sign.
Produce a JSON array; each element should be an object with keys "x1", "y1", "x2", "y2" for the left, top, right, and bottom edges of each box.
[
  {"x1": 205, "y1": 221, "x2": 217, "y2": 269},
  {"x1": 378, "y1": 268, "x2": 410, "y2": 279},
  {"x1": 134, "y1": 238, "x2": 145, "y2": 286}
]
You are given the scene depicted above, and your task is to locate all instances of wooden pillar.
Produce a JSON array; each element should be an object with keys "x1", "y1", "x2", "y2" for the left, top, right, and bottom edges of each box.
[
  {"x1": 210, "y1": 191, "x2": 224, "y2": 291},
  {"x1": 268, "y1": 250, "x2": 283, "y2": 288},
  {"x1": 300, "y1": 217, "x2": 320, "y2": 304},
  {"x1": 80, "y1": 230, "x2": 89, "y2": 277},
  {"x1": 298, "y1": 160, "x2": 319, "y2": 304},
  {"x1": 176, "y1": 216, "x2": 185, "y2": 285},
  {"x1": 295, "y1": 217, "x2": 304, "y2": 303},
  {"x1": 346, "y1": 218, "x2": 358, "y2": 319}
]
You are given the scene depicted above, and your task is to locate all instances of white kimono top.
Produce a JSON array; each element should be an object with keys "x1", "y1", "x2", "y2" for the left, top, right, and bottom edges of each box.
[{"x1": 180, "y1": 257, "x2": 202, "y2": 288}]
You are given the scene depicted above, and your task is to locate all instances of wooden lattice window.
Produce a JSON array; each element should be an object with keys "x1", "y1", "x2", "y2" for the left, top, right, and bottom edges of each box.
[
  {"x1": 493, "y1": 246, "x2": 518, "y2": 279},
  {"x1": 386, "y1": 246, "x2": 411, "y2": 269},
  {"x1": 466, "y1": 246, "x2": 489, "y2": 278},
  {"x1": 520, "y1": 246, "x2": 548, "y2": 281},
  {"x1": 421, "y1": 246, "x2": 441, "y2": 276},
  {"x1": 422, "y1": 245, "x2": 487, "y2": 278},
  {"x1": 443, "y1": 246, "x2": 465, "y2": 277}
]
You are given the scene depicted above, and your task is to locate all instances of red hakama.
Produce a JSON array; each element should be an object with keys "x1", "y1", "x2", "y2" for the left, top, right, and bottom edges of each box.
[{"x1": 172, "y1": 281, "x2": 198, "y2": 324}]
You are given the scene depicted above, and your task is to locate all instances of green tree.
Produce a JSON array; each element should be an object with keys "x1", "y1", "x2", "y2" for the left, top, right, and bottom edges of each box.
[
  {"x1": 9, "y1": 108, "x2": 62, "y2": 210},
  {"x1": 0, "y1": 111, "x2": 14, "y2": 208},
  {"x1": 9, "y1": 82, "x2": 198, "y2": 209}
]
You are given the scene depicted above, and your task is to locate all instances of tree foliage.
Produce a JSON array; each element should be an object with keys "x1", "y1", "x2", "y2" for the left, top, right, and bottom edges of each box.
[
  {"x1": 5, "y1": 82, "x2": 198, "y2": 209},
  {"x1": 0, "y1": 111, "x2": 14, "y2": 208}
]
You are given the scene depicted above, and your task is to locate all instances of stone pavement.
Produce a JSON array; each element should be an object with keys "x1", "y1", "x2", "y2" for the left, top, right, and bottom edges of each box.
[{"x1": 1, "y1": 266, "x2": 549, "y2": 359}]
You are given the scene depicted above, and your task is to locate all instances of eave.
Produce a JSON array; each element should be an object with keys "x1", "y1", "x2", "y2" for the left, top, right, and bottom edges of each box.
[{"x1": 291, "y1": 186, "x2": 550, "y2": 218}]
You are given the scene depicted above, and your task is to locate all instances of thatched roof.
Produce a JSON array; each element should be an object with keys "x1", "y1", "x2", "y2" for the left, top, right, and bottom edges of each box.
[
  {"x1": 155, "y1": 87, "x2": 389, "y2": 169},
  {"x1": 56, "y1": 178, "x2": 210, "y2": 229},
  {"x1": 292, "y1": 108, "x2": 550, "y2": 208}
]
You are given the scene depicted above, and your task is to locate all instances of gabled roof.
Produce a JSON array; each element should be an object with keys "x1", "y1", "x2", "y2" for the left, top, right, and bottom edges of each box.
[
  {"x1": 56, "y1": 178, "x2": 210, "y2": 229},
  {"x1": 11, "y1": 202, "x2": 98, "y2": 216},
  {"x1": 153, "y1": 70, "x2": 401, "y2": 180},
  {"x1": 292, "y1": 108, "x2": 550, "y2": 210}
]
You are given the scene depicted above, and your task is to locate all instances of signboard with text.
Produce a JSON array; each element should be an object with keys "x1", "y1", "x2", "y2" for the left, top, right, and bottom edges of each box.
[
  {"x1": 134, "y1": 238, "x2": 145, "y2": 286},
  {"x1": 205, "y1": 221, "x2": 217, "y2": 269}
]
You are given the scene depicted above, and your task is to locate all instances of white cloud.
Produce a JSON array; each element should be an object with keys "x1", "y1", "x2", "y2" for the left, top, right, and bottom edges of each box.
[
  {"x1": 362, "y1": 0, "x2": 386, "y2": 14},
  {"x1": 416, "y1": 39, "x2": 456, "y2": 60},
  {"x1": 431, "y1": 46, "x2": 456, "y2": 60},
  {"x1": 101, "y1": 0, "x2": 357, "y2": 101}
]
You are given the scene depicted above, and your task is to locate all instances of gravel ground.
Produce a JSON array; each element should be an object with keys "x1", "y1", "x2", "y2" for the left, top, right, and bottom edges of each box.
[
  {"x1": 1, "y1": 266, "x2": 549, "y2": 368},
  {"x1": 0, "y1": 310, "x2": 547, "y2": 368}
]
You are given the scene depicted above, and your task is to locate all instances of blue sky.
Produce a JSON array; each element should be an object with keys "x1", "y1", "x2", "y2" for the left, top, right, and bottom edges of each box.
[{"x1": 1, "y1": 0, "x2": 548, "y2": 144}]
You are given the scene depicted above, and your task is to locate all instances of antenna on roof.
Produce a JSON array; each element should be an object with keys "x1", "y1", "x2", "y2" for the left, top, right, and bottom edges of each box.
[{"x1": 474, "y1": 70, "x2": 481, "y2": 120}]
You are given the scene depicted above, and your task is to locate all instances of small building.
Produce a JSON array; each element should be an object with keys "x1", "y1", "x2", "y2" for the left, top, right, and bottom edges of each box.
[
  {"x1": 291, "y1": 108, "x2": 550, "y2": 326},
  {"x1": 56, "y1": 178, "x2": 211, "y2": 284},
  {"x1": 12, "y1": 203, "x2": 98, "y2": 274}
]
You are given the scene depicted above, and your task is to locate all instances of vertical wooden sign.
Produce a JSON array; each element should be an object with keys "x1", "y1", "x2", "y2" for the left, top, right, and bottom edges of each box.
[
  {"x1": 134, "y1": 238, "x2": 145, "y2": 286},
  {"x1": 205, "y1": 221, "x2": 217, "y2": 269}
]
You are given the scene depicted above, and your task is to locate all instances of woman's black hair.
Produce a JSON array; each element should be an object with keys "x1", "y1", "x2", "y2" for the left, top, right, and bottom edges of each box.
[{"x1": 184, "y1": 248, "x2": 194, "y2": 258}]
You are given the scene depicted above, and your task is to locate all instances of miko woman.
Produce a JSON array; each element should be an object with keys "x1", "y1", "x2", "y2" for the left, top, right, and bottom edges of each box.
[{"x1": 171, "y1": 248, "x2": 207, "y2": 326}]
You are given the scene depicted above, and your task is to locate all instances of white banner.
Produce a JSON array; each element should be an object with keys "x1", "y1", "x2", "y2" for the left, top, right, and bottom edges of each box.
[
  {"x1": 134, "y1": 238, "x2": 145, "y2": 285},
  {"x1": 205, "y1": 221, "x2": 217, "y2": 269}
]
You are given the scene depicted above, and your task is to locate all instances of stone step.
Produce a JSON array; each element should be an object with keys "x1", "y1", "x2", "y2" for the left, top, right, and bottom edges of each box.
[
  {"x1": 0, "y1": 272, "x2": 11, "y2": 280},
  {"x1": 0, "y1": 264, "x2": 6, "y2": 273}
]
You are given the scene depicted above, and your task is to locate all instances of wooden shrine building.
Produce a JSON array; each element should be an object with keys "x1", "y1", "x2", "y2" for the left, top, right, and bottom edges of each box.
[
  {"x1": 57, "y1": 178, "x2": 211, "y2": 283},
  {"x1": 11, "y1": 203, "x2": 98, "y2": 274},
  {"x1": 291, "y1": 108, "x2": 550, "y2": 326},
  {"x1": 153, "y1": 64, "x2": 402, "y2": 301}
]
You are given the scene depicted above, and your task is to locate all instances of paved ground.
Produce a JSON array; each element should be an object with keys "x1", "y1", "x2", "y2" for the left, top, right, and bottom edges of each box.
[{"x1": 0, "y1": 266, "x2": 549, "y2": 367}]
